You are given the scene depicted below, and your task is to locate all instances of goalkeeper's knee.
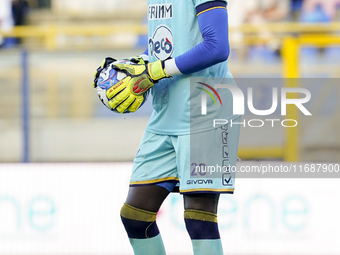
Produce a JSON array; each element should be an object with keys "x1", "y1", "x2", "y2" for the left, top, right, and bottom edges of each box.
[
  {"x1": 184, "y1": 209, "x2": 220, "y2": 239},
  {"x1": 120, "y1": 203, "x2": 159, "y2": 238},
  {"x1": 184, "y1": 209, "x2": 223, "y2": 255}
]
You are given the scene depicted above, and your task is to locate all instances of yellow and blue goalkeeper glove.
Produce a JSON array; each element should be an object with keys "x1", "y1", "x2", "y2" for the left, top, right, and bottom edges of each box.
[
  {"x1": 106, "y1": 59, "x2": 170, "y2": 113},
  {"x1": 92, "y1": 56, "x2": 148, "y2": 88},
  {"x1": 126, "y1": 55, "x2": 149, "y2": 65}
]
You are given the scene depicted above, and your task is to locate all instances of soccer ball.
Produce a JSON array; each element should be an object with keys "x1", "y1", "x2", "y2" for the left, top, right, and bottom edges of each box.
[{"x1": 96, "y1": 60, "x2": 150, "y2": 114}]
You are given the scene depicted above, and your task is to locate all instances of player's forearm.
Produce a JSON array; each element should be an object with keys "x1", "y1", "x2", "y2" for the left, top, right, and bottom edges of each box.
[{"x1": 172, "y1": 1, "x2": 230, "y2": 75}]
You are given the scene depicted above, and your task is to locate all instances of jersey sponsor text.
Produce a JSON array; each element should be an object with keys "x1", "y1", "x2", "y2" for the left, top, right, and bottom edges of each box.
[{"x1": 148, "y1": 4, "x2": 173, "y2": 20}]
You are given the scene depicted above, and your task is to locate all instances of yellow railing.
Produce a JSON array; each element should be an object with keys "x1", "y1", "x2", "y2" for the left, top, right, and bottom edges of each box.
[
  {"x1": 0, "y1": 24, "x2": 148, "y2": 50},
  {"x1": 1, "y1": 23, "x2": 340, "y2": 50},
  {"x1": 282, "y1": 38, "x2": 300, "y2": 162}
]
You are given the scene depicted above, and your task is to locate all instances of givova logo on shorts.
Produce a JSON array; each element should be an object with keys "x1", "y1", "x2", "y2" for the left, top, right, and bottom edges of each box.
[{"x1": 149, "y1": 25, "x2": 174, "y2": 60}]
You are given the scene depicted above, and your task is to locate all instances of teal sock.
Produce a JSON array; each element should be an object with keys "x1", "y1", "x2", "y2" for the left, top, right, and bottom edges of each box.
[
  {"x1": 192, "y1": 239, "x2": 223, "y2": 255},
  {"x1": 129, "y1": 234, "x2": 166, "y2": 255}
]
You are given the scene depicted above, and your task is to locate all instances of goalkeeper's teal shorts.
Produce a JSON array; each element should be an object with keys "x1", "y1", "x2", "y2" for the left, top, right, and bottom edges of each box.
[{"x1": 130, "y1": 120, "x2": 240, "y2": 194}]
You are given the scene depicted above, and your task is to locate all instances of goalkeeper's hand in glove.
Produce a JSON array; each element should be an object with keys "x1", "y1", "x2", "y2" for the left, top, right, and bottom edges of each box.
[
  {"x1": 92, "y1": 55, "x2": 148, "y2": 88},
  {"x1": 124, "y1": 54, "x2": 149, "y2": 65},
  {"x1": 106, "y1": 59, "x2": 171, "y2": 113}
]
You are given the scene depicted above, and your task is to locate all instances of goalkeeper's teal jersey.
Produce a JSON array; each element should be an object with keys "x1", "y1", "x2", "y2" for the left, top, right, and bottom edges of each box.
[{"x1": 145, "y1": 0, "x2": 236, "y2": 135}]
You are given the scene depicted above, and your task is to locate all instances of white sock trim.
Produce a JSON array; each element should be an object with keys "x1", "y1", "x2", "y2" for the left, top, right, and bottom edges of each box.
[{"x1": 164, "y1": 58, "x2": 182, "y2": 76}]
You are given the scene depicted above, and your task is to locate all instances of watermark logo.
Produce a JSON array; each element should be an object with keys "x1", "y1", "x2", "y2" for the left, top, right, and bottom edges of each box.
[
  {"x1": 198, "y1": 83, "x2": 312, "y2": 128},
  {"x1": 197, "y1": 82, "x2": 222, "y2": 115}
]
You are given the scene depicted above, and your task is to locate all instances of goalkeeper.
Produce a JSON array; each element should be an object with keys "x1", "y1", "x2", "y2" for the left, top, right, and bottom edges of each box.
[{"x1": 93, "y1": 1, "x2": 240, "y2": 255}]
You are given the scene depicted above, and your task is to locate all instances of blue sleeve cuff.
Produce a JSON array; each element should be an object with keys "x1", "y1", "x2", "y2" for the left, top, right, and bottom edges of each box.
[
  {"x1": 196, "y1": 1, "x2": 227, "y2": 15},
  {"x1": 193, "y1": 0, "x2": 227, "y2": 8}
]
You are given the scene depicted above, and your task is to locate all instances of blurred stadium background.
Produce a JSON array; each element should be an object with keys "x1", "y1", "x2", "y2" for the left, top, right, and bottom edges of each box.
[{"x1": 0, "y1": 0, "x2": 340, "y2": 254}]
